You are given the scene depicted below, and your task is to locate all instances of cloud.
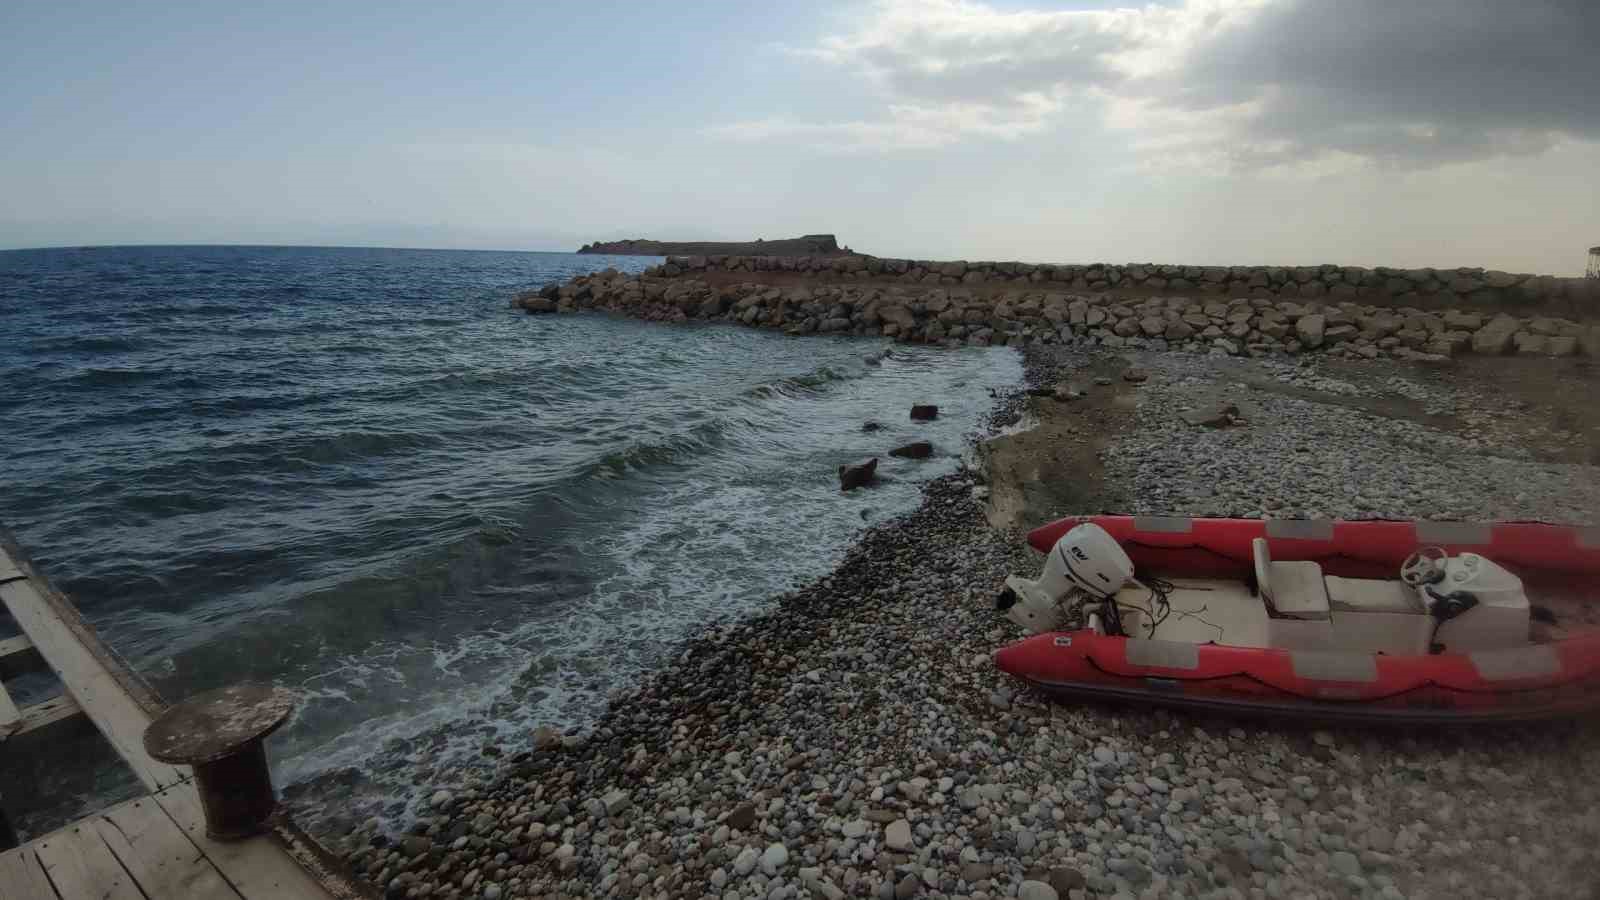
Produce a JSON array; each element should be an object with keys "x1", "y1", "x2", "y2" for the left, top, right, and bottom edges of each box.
[{"x1": 707, "y1": 0, "x2": 1600, "y2": 170}]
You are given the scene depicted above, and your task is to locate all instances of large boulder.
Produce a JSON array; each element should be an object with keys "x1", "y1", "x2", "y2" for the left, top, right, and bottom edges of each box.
[
  {"x1": 1295, "y1": 314, "x2": 1326, "y2": 348},
  {"x1": 1471, "y1": 315, "x2": 1520, "y2": 355},
  {"x1": 910, "y1": 404, "x2": 939, "y2": 421},
  {"x1": 838, "y1": 458, "x2": 878, "y2": 491}
]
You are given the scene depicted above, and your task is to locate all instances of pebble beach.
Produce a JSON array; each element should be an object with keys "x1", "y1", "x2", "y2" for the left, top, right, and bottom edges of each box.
[{"x1": 346, "y1": 338, "x2": 1600, "y2": 900}]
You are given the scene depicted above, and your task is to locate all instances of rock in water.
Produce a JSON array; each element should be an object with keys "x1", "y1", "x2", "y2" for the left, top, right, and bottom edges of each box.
[
  {"x1": 889, "y1": 441, "x2": 933, "y2": 459},
  {"x1": 1122, "y1": 368, "x2": 1149, "y2": 383},
  {"x1": 532, "y1": 725, "x2": 561, "y2": 751},
  {"x1": 909, "y1": 404, "x2": 939, "y2": 421},
  {"x1": 861, "y1": 421, "x2": 883, "y2": 432},
  {"x1": 839, "y1": 458, "x2": 879, "y2": 491}
]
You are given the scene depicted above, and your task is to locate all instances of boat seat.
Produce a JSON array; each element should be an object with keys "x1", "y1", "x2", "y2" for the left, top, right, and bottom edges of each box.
[
  {"x1": 1253, "y1": 537, "x2": 1329, "y2": 620},
  {"x1": 1324, "y1": 576, "x2": 1423, "y2": 614}
]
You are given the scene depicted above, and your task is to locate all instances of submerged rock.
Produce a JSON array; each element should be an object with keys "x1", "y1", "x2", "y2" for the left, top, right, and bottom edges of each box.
[
  {"x1": 838, "y1": 458, "x2": 879, "y2": 491},
  {"x1": 889, "y1": 441, "x2": 933, "y2": 459}
]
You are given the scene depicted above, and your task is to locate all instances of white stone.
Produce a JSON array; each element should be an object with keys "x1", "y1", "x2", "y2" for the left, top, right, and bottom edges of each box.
[
  {"x1": 884, "y1": 819, "x2": 913, "y2": 851},
  {"x1": 1019, "y1": 880, "x2": 1060, "y2": 900},
  {"x1": 761, "y1": 843, "x2": 789, "y2": 875}
]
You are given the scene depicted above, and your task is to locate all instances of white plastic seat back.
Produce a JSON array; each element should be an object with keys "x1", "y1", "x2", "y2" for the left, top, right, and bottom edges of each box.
[{"x1": 1253, "y1": 537, "x2": 1329, "y2": 619}]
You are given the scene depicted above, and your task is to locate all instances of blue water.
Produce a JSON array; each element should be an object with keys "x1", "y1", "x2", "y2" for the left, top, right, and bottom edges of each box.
[{"x1": 0, "y1": 245, "x2": 1019, "y2": 836}]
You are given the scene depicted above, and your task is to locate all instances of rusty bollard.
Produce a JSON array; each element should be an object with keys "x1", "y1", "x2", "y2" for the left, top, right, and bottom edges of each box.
[{"x1": 144, "y1": 683, "x2": 296, "y2": 841}]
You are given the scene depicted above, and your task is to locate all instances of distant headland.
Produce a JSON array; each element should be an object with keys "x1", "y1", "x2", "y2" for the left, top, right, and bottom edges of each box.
[{"x1": 577, "y1": 234, "x2": 849, "y2": 256}]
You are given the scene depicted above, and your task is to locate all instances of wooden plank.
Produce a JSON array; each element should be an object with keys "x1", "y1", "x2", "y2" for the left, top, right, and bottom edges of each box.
[
  {"x1": 93, "y1": 796, "x2": 241, "y2": 900},
  {"x1": 0, "y1": 677, "x2": 18, "y2": 740},
  {"x1": 0, "y1": 577, "x2": 187, "y2": 792},
  {"x1": 152, "y1": 784, "x2": 338, "y2": 900},
  {"x1": 13, "y1": 694, "x2": 83, "y2": 738},
  {"x1": 0, "y1": 534, "x2": 167, "y2": 716},
  {"x1": 31, "y1": 815, "x2": 144, "y2": 900},
  {"x1": 0, "y1": 633, "x2": 46, "y2": 679},
  {"x1": 0, "y1": 845, "x2": 60, "y2": 900}
]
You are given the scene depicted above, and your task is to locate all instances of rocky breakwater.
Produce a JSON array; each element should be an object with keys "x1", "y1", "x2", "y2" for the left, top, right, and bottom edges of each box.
[
  {"x1": 653, "y1": 254, "x2": 1597, "y2": 315},
  {"x1": 513, "y1": 270, "x2": 1600, "y2": 362}
]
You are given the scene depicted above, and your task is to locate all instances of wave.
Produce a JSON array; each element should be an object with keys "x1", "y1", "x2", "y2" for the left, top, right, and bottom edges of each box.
[
  {"x1": 744, "y1": 362, "x2": 866, "y2": 399},
  {"x1": 66, "y1": 366, "x2": 179, "y2": 386},
  {"x1": 30, "y1": 335, "x2": 147, "y2": 354},
  {"x1": 576, "y1": 418, "x2": 740, "y2": 481}
]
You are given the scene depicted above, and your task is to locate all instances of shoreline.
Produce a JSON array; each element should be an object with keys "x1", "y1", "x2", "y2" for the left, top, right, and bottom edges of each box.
[{"x1": 344, "y1": 337, "x2": 1600, "y2": 900}]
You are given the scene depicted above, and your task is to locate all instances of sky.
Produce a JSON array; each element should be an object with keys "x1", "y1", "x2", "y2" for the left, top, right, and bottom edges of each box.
[{"x1": 2, "y1": 0, "x2": 1597, "y2": 274}]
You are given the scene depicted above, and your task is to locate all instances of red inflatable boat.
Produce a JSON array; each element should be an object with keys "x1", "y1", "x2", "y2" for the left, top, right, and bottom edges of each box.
[{"x1": 994, "y1": 515, "x2": 1600, "y2": 724}]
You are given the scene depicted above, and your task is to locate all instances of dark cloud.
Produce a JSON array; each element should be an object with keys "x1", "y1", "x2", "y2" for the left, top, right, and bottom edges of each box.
[
  {"x1": 1157, "y1": 0, "x2": 1600, "y2": 166},
  {"x1": 722, "y1": 0, "x2": 1599, "y2": 167}
]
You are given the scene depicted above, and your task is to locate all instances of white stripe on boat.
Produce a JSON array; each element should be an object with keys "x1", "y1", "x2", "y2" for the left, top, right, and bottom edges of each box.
[
  {"x1": 1266, "y1": 519, "x2": 1334, "y2": 540},
  {"x1": 1290, "y1": 651, "x2": 1379, "y2": 683},
  {"x1": 1415, "y1": 521, "x2": 1492, "y2": 544},
  {"x1": 1125, "y1": 639, "x2": 1200, "y2": 670},
  {"x1": 1469, "y1": 645, "x2": 1561, "y2": 681}
]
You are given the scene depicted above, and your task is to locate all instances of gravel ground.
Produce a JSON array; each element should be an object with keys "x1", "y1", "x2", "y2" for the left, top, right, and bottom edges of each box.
[
  {"x1": 346, "y1": 347, "x2": 1600, "y2": 900},
  {"x1": 1101, "y1": 353, "x2": 1600, "y2": 523}
]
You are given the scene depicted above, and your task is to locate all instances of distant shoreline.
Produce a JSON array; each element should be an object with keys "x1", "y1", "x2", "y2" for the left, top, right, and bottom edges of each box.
[{"x1": 577, "y1": 234, "x2": 849, "y2": 257}]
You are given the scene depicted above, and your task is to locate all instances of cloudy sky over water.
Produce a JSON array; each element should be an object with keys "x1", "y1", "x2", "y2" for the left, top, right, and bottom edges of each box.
[{"x1": 3, "y1": 0, "x2": 1597, "y2": 273}]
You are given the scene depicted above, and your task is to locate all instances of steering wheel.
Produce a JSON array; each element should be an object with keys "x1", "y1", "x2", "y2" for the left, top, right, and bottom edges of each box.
[{"x1": 1401, "y1": 546, "x2": 1449, "y2": 586}]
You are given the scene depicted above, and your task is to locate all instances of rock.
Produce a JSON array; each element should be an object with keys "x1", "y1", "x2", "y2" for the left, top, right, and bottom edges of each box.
[
  {"x1": 428, "y1": 790, "x2": 452, "y2": 809},
  {"x1": 960, "y1": 862, "x2": 992, "y2": 884},
  {"x1": 532, "y1": 726, "x2": 561, "y2": 751},
  {"x1": 894, "y1": 872, "x2": 919, "y2": 899},
  {"x1": 401, "y1": 835, "x2": 431, "y2": 858},
  {"x1": 522, "y1": 297, "x2": 557, "y2": 314},
  {"x1": 1330, "y1": 850, "x2": 1362, "y2": 877},
  {"x1": 1048, "y1": 867, "x2": 1086, "y2": 894},
  {"x1": 482, "y1": 885, "x2": 503, "y2": 900},
  {"x1": 1513, "y1": 332, "x2": 1548, "y2": 355},
  {"x1": 734, "y1": 847, "x2": 760, "y2": 876},
  {"x1": 884, "y1": 819, "x2": 913, "y2": 851},
  {"x1": 761, "y1": 843, "x2": 789, "y2": 875},
  {"x1": 842, "y1": 820, "x2": 868, "y2": 839},
  {"x1": 602, "y1": 789, "x2": 630, "y2": 815},
  {"x1": 909, "y1": 404, "x2": 939, "y2": 421},
  {"x1": 1018, "y1": 880, "x2": 1060, "y2": 900},
  {"x1": 1107, "y1": 858, "x2": 1151, "y2": 885},
  {"x1": 1296, "y1": 314, "x2": 1326, "y2": 348},
  {"x1": 861, "y1": 421, "x2": 882, "y2": 432},
  {"x1": 1472, "y1": 315, "x2": 1519, "y2": 355},
  {"x1": 1180, "y1": 401, "x2": 1242, "y2": 428},
  {"x1": 839, "y1": 458, "x2": 879, "y2": 491},
  {"x1": 1122, "y1": 368, "x2": 1149, "y2": 383},
  {"x1": 1547, "y1": 335, "x2": 1578, "y2": 356},
  {"x1": 889, "y1": 441, "x2": 933, "y2": 459},
  {"x1": 728, "y1": 802, "x2": 758, "y2": 832}
]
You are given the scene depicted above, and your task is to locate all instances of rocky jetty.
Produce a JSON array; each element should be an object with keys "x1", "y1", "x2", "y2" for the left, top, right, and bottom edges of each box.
[
  {"x1": 514, "y1": 266, "x2": 1600, "y2": 362},
  {"x1": 577, "y1": 236, "x2": 847, "y2": 257},
  {"x1": 648, "y1": 254, "x2": 1596, "y2": 314}
]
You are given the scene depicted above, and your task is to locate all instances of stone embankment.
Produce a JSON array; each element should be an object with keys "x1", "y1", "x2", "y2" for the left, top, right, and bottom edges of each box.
[
  {"x1": 515, "y1": 258, "x2": 1600, "y2": 362},
  {"x1": 577, "y1": 236, "x2": 846, "y2": 257}
]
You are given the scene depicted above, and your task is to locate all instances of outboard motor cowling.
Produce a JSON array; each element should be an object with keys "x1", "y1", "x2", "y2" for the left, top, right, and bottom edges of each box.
[{"x1": 1000, "y1": 523, "x2": 1135, "y2": 633}]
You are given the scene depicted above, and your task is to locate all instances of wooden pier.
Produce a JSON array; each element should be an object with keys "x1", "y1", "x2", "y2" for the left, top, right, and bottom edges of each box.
[{"x1": 0, "y1": 531, "x2": 372, "y2": 899}]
